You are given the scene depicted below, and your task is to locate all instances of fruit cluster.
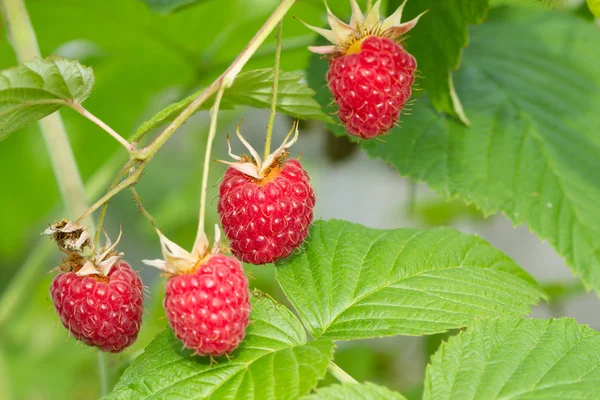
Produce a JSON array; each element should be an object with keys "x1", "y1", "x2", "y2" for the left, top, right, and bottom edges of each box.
[{"x1": 45, "y1": 0, "x2": 422, "y2": 358}]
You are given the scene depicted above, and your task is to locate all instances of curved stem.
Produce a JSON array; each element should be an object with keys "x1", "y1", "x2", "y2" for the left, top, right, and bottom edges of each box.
[
  {"x1": 328, "y1": 361, "x2": 358, "y2": 384},
  {"x1": 197, "y1": 84, "x2": 227, "y2": 240},
  {"x1": 69, "y1": 103, "x2": 135, "y2": 153},
  {"x1": 264, "y1": 17, "x2": 283, "y2": 160}
]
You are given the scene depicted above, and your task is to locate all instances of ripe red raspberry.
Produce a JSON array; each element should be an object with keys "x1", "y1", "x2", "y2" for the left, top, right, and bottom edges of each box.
[
  {"x1": 163, "y1": 254, "x2": 251, "y2": 356},
  {"x1": 327, "y1": 36, "x2": 416, "y2": 139},
  {"x1": 300, "y1": 0, "x2": 425, "y2": 139},
  {"x1": 50, "y1": 261, "x2": 143, "y2": 353},
  {"x1": 218, "y1": 158, "x2": 316, "y2": 265}
]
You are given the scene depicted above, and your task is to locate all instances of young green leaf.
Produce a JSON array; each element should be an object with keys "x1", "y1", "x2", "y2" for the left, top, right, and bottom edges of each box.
[
  {"x1": 358, "y1": 8, "x2": 600, "y2": 295},
  {"x1": 276, "y1": 220, "x2": 544, "y2": 341},
  {"x1": 302, "y1": 383, "x2": 407, "y2": 400},
  {"x1": 0, "y1": 57, "x2": 94, "y2": 139},
  {"x1": 388, "y1": 0, "x2": 489, "y2": 123},
  {"x1": 424, "y1": 318, "x2": 600, "y2": 399},
  {"x1": 106, "y1": 295, "x2": 334, "y2": 400},
  {"x1": 133, "y1": 68, "x2": 333, "y2": 141}
]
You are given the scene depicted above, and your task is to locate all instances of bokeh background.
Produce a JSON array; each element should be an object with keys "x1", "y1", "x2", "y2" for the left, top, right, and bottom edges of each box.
[{"x1": 0, "y1": 0, "x2": 597, "y2": 399}]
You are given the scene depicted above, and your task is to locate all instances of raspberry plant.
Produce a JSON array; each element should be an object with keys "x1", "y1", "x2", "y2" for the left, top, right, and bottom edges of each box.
[{"x1": 1, "y1": 0, "x2": 600, "y2": 399}]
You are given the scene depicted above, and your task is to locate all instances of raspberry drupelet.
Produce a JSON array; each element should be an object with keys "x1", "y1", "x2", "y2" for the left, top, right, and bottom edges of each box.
[
  {"x1": 300, "y1": 0, "x2": 425, "y2": 139},
  {"x1": 218, "y1": 122, "x2": 315, "y2": 265}
]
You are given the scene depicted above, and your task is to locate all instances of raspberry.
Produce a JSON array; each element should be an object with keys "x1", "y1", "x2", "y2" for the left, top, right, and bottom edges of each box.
[
  {"x1": 218, "y1": 158, "x2": 316, "y2": 265},
  {"x1": 163, "y1": 254, "x2": 251, "y2": 356},
  {"x1": 327, "y1": 36, "x2": 416, "y2": 139},
  {"x1": 300, "y1": 0, "x2": 425, "y2": 139},
  {"x1": 50, "y1": 261, "x2": 143, "y2": 353}
]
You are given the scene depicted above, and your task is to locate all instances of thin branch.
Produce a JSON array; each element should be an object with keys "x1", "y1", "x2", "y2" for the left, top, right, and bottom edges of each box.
[
  {"x1": 69, "y1": 103, "x2": 136, "y2": 153},
  {"x1": 130, "y1": 186, "x2": 157, "y2": 229}
]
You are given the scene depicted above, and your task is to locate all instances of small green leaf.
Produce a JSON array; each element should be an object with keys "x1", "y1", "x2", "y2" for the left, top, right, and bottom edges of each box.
[
  {"x1": 276, "y1": 220, "x2": 544, "y2": 341},
  {"x1": 0, "y1": 57, "x2": 94, "y2": 139},
  {"x1": 388, "y1": 0, "x2": 489, "y2": 122},
  {"x1": 424, "y1": 318, "x2": 600, "y2": 399},
  {"x1": 107, "y1": 295, "x2": 334, "y2": 400},
  {"x1": 360, "y1": 7, "x2": 600, "y2": 294},
  {"x1": 302, "y1": 383, "x2": 407, "y2": 400},
  {"x1": 133, "y1": 68, "x2": 333, "y2": 140}
]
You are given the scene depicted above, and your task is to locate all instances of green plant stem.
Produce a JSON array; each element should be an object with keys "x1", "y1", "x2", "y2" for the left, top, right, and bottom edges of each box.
[
  {"x1": 328, "y1": 361, "x2": 358, "y2": 384},
  {"x1": 130, "y1": 186, "x2": 157, "y2": 229},
  {"x1": 69, "y1": 103, "x2": 135, "y2": 153},
  {"x1": 94, "y1": 160, "x2": 137, "y2": 249},
  {"x1": 0, "y1": 0, "x2": 93, "y2": 230},
  {"x1": 264, "y1": 17, "x2": 284, "y2": 160},
  {"x1": 97, "y1": 351, "x2": 110, "y2": 396},
  {"x1": 197, "y1": 84, "x2": 227, "y2": 240},
  {"x1": 80, "y1": 0, "x2": 297, "y2": 223}
]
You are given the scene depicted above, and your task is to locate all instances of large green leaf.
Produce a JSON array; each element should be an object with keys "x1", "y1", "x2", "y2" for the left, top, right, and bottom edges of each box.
[
  {"x1": 302, "y1": 383, "x2": 406, "y2": 400},
  {"x1": 276, "y1": 220, "x2": 544, "y2": 341},
  {"x1": 389, "y1": 0, "x2": 489, "y2": 122},
  {"x1": 424, "y1": 318, "x2": 600, "y2": 399},
  {"x1": 133, "y1": 68, "x2": 333, "y2": 140},
  {"x1": 0, "y1": 57, "x2": 93, "y2": 139},
  {"x1": 356, "y1": 8, "x2": 600, "y2": 294},
  {"x1": 107, "y1": 295, "x2": 334, "y2": 400}
]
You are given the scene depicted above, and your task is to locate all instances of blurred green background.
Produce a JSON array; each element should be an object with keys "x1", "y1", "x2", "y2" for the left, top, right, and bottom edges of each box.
[{"x1": 0, "y1": 0, "x2": 596, "y2": 399}]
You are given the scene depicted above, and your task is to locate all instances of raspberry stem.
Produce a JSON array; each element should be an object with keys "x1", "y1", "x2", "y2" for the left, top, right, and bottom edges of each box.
[
  {"x1": 328, "y1": 361, "x2": 358, "y2": 384},
  {"x1": 130, "y1": 186, "x2": 158, "y2": 229},
  {"x1": 264, "y1": 17, "x2": 284, "y2": 160},
  {"x1": 97, "y1": 351, "x2": 110, "y2": 396},
  {"x1": 69, "y1": 102, "x2": 136, "y2": 153},
  {"x1": 77, "y1": 0, "x2": 297, "y2": 226},
  {"x1": 198, "y1": 84, "x2": 227, "y2": 239}
]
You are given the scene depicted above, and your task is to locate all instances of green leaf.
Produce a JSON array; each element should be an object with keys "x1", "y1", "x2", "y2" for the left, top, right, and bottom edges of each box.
[
  {"x1": 302, "y1": 383, "x2": 406, "y2": 400},
  {"x1": 360, "y1": 7, "x2": 600, "y2": 294},
  {"x1": 139, "y1": 0, "x2": 209, "y2": 14},
  {"x1": 424, "y1": 318, "x2": 600, "y2": 399},
  {"x1": 0, "y1": 56, "x2": 94, "y2": 139},
  {"x1": 107, "y1": 295, "x2": 334, "y2": 400},
  {"x1": 388, "y1": 0, "x2": 489, "y2": 122},
  {"x1": 276, "y1": 220, "x2": 544, "y2": 341},
  {"x1": 133, "y1": 68, "x2": 333, "y2": 140}
]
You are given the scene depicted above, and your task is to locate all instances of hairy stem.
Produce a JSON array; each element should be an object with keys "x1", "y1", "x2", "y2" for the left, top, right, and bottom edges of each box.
[
  {"x1": 328, "y1": 361, "x2": 358, "y2": 384},
  {"x1": 264, "y1": 17, "x2": 284, "y2": 160},
  {"x1": 197, "y1": 85, "x2": 227, "y2": 241},
  {"x1": 0, "y1": 0, "x2": 93, "y2": 229},
  {"x1": 69, "y1": 103, "x2": 135, "y2": 153}
]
